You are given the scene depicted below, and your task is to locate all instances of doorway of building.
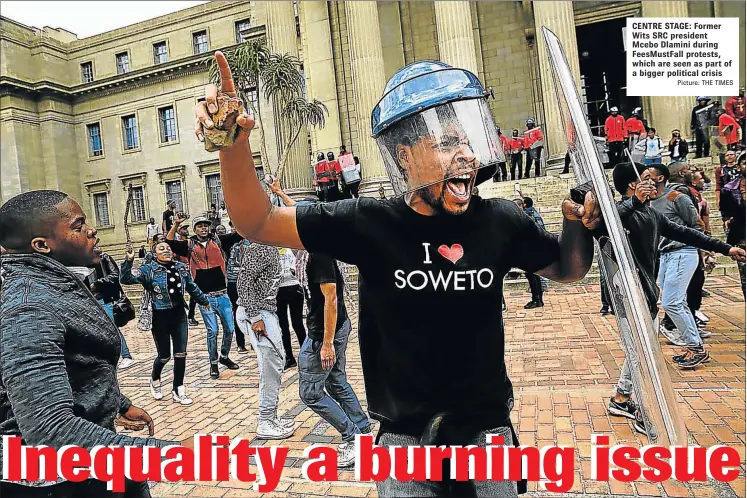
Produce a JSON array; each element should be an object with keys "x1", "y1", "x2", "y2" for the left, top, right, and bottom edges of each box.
[{"x1": 576, "y1": 17, "x2": 642, "y2": 137}]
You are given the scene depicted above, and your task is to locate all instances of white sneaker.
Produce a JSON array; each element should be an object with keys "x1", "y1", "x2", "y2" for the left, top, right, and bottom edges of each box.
[
  {"x1": 699, "y1": 329, "x2": 713, "y2": 338},
  {"x1": 275, "y1": 417, "x2": 294, "y2": 429},
  {"x1": 694, "y1": 310, "x2": 709, "y2": 323},
  {"x1": 338, "y1": 442, "x2": 356, "y2": 468},
  {"x1": 659, "y1": 324, "x2": 687, "y2": 347},
  {"x1": 257, "y1": 419, "x2": 295, "y2": 440},
  {"x1": 172, "y1": 386, "x2": 193, "y2": 405},
  {"x1": 149, "y1": 378, "x2": 163, "y2": 400},
  {"x1": 119, "y1": 358, "x2": 135, "y2": 370}
]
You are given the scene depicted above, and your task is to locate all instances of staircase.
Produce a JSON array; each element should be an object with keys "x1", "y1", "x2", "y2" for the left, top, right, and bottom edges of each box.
[{"x1": 112, "y1": 157, "x2": 736, "y2": 304}]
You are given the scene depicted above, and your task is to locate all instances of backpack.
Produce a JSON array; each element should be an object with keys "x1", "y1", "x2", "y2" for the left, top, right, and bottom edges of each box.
[{"x1": 720, "y1": 177, "x2": 745, "y2": 219}]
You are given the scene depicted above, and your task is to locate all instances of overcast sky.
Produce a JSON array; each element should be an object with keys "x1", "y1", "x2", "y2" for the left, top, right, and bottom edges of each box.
[{"x1": 1, "y1": 1, "x2": 210, "y2": 38}]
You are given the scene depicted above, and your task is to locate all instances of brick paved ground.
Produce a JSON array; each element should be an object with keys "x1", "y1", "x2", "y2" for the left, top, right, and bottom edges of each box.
[{"x1": 116, "y1": 275, "x2": 745, "y2": 498}]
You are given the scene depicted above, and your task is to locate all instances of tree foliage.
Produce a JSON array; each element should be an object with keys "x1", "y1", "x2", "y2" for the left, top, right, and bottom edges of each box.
[{"x1": 206, "y1": 37, "x2": 328, "y2": 178}]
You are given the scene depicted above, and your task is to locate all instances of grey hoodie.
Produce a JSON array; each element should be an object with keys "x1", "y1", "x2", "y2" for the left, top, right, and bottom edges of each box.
[{"x1": 650, "y1": 184, "x2": 702, "y2": 253}]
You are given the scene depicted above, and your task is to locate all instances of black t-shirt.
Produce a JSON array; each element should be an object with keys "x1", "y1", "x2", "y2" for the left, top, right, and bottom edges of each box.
[
  {"x1": 296, "y1": 196, "x2": 560, "y2": 428},
  {"x1": 306, "y1": 253, "x2": 348, "y2": 341},
  {"x1": 162, "y1": 209, "x2": 174, "y2": 232}
]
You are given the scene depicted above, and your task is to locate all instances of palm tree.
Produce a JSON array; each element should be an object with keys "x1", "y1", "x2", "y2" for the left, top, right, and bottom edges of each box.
[{"x1": 207, "y1": 38, "x2": 328, "y2": 180}]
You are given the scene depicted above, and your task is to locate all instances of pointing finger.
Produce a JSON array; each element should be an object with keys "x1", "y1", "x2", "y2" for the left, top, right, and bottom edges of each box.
[{"x1": 215, "y1": 51, "x2": 236, "y2": 96}]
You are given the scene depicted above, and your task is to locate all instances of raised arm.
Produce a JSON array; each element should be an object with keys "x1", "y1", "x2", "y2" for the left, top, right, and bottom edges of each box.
[
  {"x1": 194, "y1": 52, "x2": 303, "y2": 249},
  {"x1": 120, "y1": 253, "x2": 148, "y2": 286},
  {"x1": 536, "y1": 192, "x2": 600, "y2": 283}
]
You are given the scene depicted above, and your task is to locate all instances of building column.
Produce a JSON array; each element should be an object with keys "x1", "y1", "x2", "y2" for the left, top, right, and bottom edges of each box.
[
  {"x1": 434, "y1": 1, "x2": 478, "y2": 74},
  {"x1": 641, "y1": 1, "x2": 695, "y2": 149},
  {"x1": 299, "y1": 2, "x2": 342, "y2": 157},
  {"x1": 532, "y1": 1, "x2": 582, "y2": 173},
  {"x1": 344, "y1": 1, "x2": 390, "y2": 197},
  {"x1": 265, "y1": 1, "x2": 310, "y2": 193}
]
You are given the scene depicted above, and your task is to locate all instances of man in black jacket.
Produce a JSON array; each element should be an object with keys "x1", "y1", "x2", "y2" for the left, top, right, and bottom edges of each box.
[
  {"x1": 0, "y1": 190, "x2": 187, "y2": 497},
  {"x1": 92, "y1": 252, "x2": 135, "y2": 369},
  {"x1": 599, "y1": 164, "x2": 744, "y2": 432}
]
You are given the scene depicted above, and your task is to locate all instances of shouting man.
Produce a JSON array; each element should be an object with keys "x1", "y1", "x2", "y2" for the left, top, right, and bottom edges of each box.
[{"x1": 195, "y1": 54, "x2": 600, "y2": 497}]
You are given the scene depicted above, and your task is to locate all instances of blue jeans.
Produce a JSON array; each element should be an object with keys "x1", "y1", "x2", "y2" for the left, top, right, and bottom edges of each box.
[
  {"x1": 298, "y1": 319, "x2": 370, "y2": 441},
  {"x1": 98, "y1": 299, "x2": 132, "y2": 359},
  {"x1": 658, "y1": 249, "x2": 701, "y2": 348},
  {"x1": 644, "y1": 157, "x2": 663, "y2": 165},
  {"x1": 199, "y1": 293, "x2": 235, "y2": 363}
]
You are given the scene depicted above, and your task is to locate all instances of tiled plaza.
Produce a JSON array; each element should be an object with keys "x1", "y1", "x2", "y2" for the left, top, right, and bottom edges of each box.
[{"x1": 116, "y1": 276, "x2": 746, "y2": 498}]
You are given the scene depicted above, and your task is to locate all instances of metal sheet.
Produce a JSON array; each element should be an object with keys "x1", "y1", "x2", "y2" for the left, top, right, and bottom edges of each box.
[{"x1": 542, "y1": 27, "x2": 688, "y2": 447}]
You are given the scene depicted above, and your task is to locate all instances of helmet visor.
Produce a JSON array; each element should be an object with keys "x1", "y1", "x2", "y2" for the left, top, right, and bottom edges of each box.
[{"x1": 375, "y1": 99, "x2": 504, "y2": 196}]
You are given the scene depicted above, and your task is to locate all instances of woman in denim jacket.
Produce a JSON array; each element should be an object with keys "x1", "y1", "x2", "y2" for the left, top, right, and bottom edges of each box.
[{"x1": 121, "y1": 241, "x2": 209, "y2": 405}]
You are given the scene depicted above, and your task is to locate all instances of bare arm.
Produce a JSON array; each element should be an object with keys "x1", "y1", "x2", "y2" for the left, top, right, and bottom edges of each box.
[
  {"x1": 536, "y1": 193, "x2": 600, "y2": 283},
  {"x1": 320, "y1": 283, "x2": 337, "y2": 370},
  {"x1": 536, "y1": 218, "x2": 595, "y2": 283},
  {"x1": 195, "y1": 52, "x2": 303, "y2": 249},
  {"x1": 321, "y1": 283, "x2": 337, "y2": 345}
]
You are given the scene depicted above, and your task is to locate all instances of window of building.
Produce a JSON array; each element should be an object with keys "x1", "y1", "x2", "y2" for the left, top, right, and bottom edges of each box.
[
  {"x1": 153, "y1": 42, "x2": 168, "y2": 65},
  {"x1": 81, "y1": 62, "x2": 94, "y2": 83},
  {"x1": 86, "y1": 123, "x2": 103, "y2": 157},
  {"x1": 165, "y1": 180, "x2": 184, "y2": 213},
  {"x1": 115, "y1": 52, "x2": 130, "y2": 74},
  {"x1": 130, "y1": 185, "x2": 146, "y2": 222},
  {"x1": 193, "y1": 30, "x2": 209, "y2": 54},
  {"x1": 158, "y1": 106, "x2": 177, "y2": 143},
  {"x1": 93, "y1": 192, "x2": 110, "y2": 226},
  {"x1": 235, "y1": 18, "x2": 251, "y2": 43},
  {"x1": 121, "y1": 115, "x2": 139, "y2": 150},
  {"x1": 205, "y1": 174, "x2": 224, "y2": 209},
  {"x1": 243, "y1": 87, "x2": 259, "y2": 112}
]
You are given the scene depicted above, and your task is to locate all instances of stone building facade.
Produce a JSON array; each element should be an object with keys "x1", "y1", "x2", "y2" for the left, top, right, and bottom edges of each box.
[{"x1": 1, "y1": 1, "x2": 744, "y2": 247}]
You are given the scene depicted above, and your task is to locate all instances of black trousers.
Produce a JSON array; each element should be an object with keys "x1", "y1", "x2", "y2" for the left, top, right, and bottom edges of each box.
[
  {"x1": 226, "y1": 281, "x2": 244, "y2": 348},
  {"x1": 0, "y1": 480, "x2": 151, "y2": 498},
  {"x1": 510, "y1": 153, "x2": 523, "y2": 180},
  {"x1": 527, "y1": 273, "x2": 543, "y2": 301},
  {"x1": 524, "y1": 147, "x2": 542, "y2": 178},
  {"x1": 277, "y1": 285, "x2": 307, "y2": 363},
  {"x1": 492, "y1": 162, "x2": 508, "y2": 182},
  {"x1": 607, "y1": 141, "x2": 624, "y2": 167},
  {"x1": 187, "y1": 295, "x2": 197, "y2": 320},
  {"x1": 694, "y1": 128, "x2": 710, "y2": 158}
]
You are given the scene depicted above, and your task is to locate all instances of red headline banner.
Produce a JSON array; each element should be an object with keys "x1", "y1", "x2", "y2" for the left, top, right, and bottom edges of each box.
[{"x1": 2, "y1": 434, "x2": 741, "y2": 493}]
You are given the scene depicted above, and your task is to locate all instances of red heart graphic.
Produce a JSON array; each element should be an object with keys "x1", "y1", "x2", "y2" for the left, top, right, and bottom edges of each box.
[{"x1": 438, "y1": 244, "x2": 464, "y2": 264}]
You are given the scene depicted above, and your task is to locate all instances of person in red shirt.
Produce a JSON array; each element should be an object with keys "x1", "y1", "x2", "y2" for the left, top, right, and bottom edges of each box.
[
  {"x1": 523, "y1": 119, "x2": 544, "y2": 178},
  {"x1": 717, "y1": 108, "x2": 743, "y2": 153},
  {"x1": 314, "y1": 152, "x2": 342, "y2": 202},
  {"x1": 624, "y1": 107, "x2": 646, "y2": 151},
  {"x1": 604, "y1": 107, "x2": 626, "y2": 166},
  {"x1": 725, "y1": 88, "x2": 745, "y2": 131},
  {"x1": 507, "y1": 129, "x2": 524, "y2": 180},
  {"x1": 492, "y1": 127, "x2": 509, "y2": 182}
]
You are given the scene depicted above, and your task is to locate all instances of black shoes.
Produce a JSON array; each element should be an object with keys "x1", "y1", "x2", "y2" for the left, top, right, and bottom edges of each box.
[
  {"x1": 633, "y1": 410, "x2": 647, "y2": 435},
  {"x1": 608, "y1": 397, "x2": 638, "y2": 420},
  {"x1": 524, "y1": 299, "x2": 544, "y2": 310},
  {"x1": 674, "y1": 348, "x2": 710, "y2": 369},
  {"x1": 210, "y1": 363, "x2": 219, "y2": 379},
  {"x1": 284, "y1": 359, "x2": 298, "y2": 371},
  {"x1": 188, "y1": 318, "x2": 199, "y2": 327},
  {"x1": 600, "y1": 305, "x2": 610, "y2": 315},
  {"x1": 237, "y1": 345, "x2": 249, "y2": 354},
  {"x1": 219, "y1": 356, "x2": 240, "y2": 370}
]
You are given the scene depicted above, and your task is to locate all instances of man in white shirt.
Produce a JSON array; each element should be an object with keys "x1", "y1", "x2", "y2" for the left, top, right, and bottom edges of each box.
[{"x1": 145, "y1": 217, "x2": 162, "y2": 248}]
